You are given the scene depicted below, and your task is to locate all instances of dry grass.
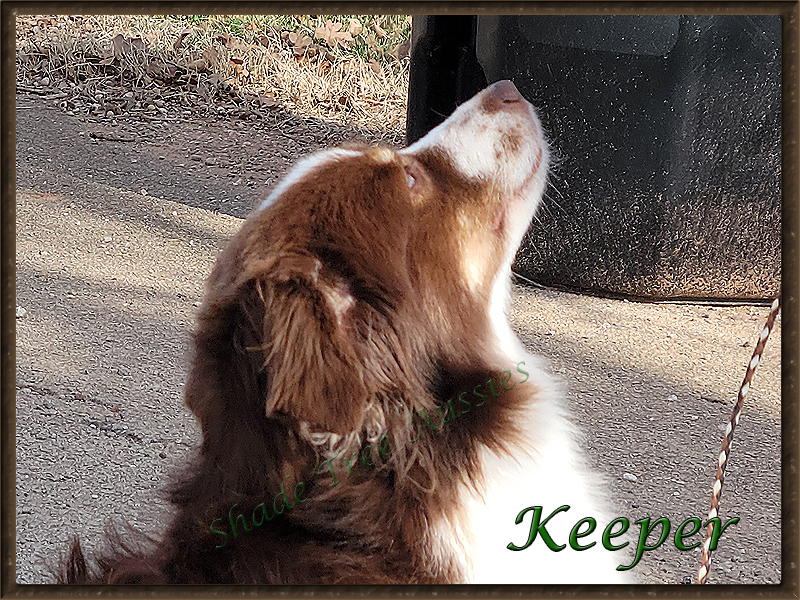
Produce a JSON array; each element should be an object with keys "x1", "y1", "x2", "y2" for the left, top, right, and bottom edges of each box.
[{"x1": 16, "y1": 15, "x2": 410, "y2": 144}]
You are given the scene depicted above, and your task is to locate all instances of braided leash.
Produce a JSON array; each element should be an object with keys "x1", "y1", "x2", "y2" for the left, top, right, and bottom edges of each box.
[{"x1": 696, "y1": 291, "x2": 781, "y2": 584}]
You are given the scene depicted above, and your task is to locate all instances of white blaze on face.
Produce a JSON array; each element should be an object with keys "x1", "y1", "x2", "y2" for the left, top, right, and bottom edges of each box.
[
  {"x1": 258, "y1": 148, "x2": 362, "y2": 212},
  {"x1": 402, "y1": 85, "x2": 549, "y2": 199},
  {"x1": 402, "y1": 84, "x2": 550, "y2": 262}
]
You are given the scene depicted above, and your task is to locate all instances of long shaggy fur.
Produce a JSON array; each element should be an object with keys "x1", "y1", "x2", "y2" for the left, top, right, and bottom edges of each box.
[{"x1": 58, "y1": 81, "x2": 627, "y2": 585}]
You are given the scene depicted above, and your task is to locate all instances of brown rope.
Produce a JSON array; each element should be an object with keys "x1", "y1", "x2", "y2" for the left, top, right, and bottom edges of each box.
[{"x1": 696, "y1": 291, "x2": 781, "y2": 584}]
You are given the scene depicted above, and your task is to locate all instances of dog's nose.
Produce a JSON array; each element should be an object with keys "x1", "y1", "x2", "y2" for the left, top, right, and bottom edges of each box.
[
  {"x1": 480, "y1": 80, "x2": 530, "y2": 115},
  {"x1": 489, "y1": 80, "x2": 524, "y2": 104}
]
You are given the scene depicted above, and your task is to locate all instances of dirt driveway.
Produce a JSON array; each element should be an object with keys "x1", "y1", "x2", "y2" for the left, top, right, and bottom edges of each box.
[{"x1": 15, "y1": 92, "x2": 781, "y2": 585}]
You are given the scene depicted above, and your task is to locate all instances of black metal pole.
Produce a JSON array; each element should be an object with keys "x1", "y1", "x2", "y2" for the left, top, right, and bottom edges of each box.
[{"x1": 406, "y1": 16, "x2": 487, "y2": 145}]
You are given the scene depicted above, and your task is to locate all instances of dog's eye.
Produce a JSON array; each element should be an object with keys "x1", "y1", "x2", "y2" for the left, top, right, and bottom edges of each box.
[
  {"x1": 401, "y1": 158, "x2": 428, "y2": 203},
  {"x1": 404, "y1": 161, "x2": 423, "y2": 188}
]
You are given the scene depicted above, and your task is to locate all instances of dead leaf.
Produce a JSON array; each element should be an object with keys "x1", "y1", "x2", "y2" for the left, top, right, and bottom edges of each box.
[
  {"x1": 364, "y1": 33, "x2": 378, "y2": 50},
  {"x1": 146, "y1": 58, "x2": 180, "y2": 81},
  {"x1": 257, "y1": 34, "x2": 270, "y2": 46},
  {"x1": 289, "y1": 31, "x2": 311, "y2": 46},
  {"x1": 315, "y1": 20, "x2": 353, "y2": 48},
  {"x1": 371, "y1": 22, "x2": 387, "y2": 39},
  {"x1": 288, "y1": 31, "x2": 312, "y2": 55},
  {"x1": 229, "y1": 60, "x2": 245, "y2": 77},
  {"x1": 145, "y1": 61, "x2": 161, "y2": 78},
  {"x1": 215, "y1": 32, "x2": 249, "y2": 52},
  {"x1": 185, "y1": 58, "x2": 207, "y2": 71},
  {"x1": 368, "y1": 59, "x2": 382, "y2": 75},
  {"x1": 202, "y1": 47, "x2": 219, "y2": 64},
  {"x1": 390, "y1": 39, "x2": 411, "y2": 61},
  {"x1": 257, "y1": 94, "x2": 277, "y2": 107},
  {"x1": 99, "y1": 56, "x2": 116, "y2": 66},
  {"x1": 174, "y1": 28, "x2": 192, "y2": 51},
  {"x1": 347, "y1": 18, "x2": 363, "y2": 36},
  {"x1": 196, "y1": 80, "x2": 211, "y2": 97},
  {"x1": 111, "y1": 34, "x2": 146, "y2": 59}
]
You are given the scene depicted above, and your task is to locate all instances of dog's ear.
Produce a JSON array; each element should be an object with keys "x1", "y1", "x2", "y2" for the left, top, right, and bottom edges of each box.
[{"x1": 243, "y1": 253, "x2": 371, "y2": 435}]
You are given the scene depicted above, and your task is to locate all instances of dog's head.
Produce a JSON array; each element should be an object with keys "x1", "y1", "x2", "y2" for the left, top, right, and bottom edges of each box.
[{"x1": 188, "y1": 81, "x2": 548, "y2": 455}]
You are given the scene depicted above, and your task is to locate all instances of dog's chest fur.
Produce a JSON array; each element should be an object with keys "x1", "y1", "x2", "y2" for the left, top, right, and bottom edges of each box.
[{"x1": 425, "y1": 293, "x2": 629, "y2": 584}]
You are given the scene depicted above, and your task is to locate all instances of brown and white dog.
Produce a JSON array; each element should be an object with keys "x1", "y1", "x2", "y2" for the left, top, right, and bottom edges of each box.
[{"x1": 61, "y1": 80, "x2": 629, "y2": 584}]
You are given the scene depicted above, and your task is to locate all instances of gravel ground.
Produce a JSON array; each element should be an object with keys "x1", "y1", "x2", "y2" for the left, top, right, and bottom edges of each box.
[{"x1": 15, "y1": 92, "x2": 781, "y2": 585}]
